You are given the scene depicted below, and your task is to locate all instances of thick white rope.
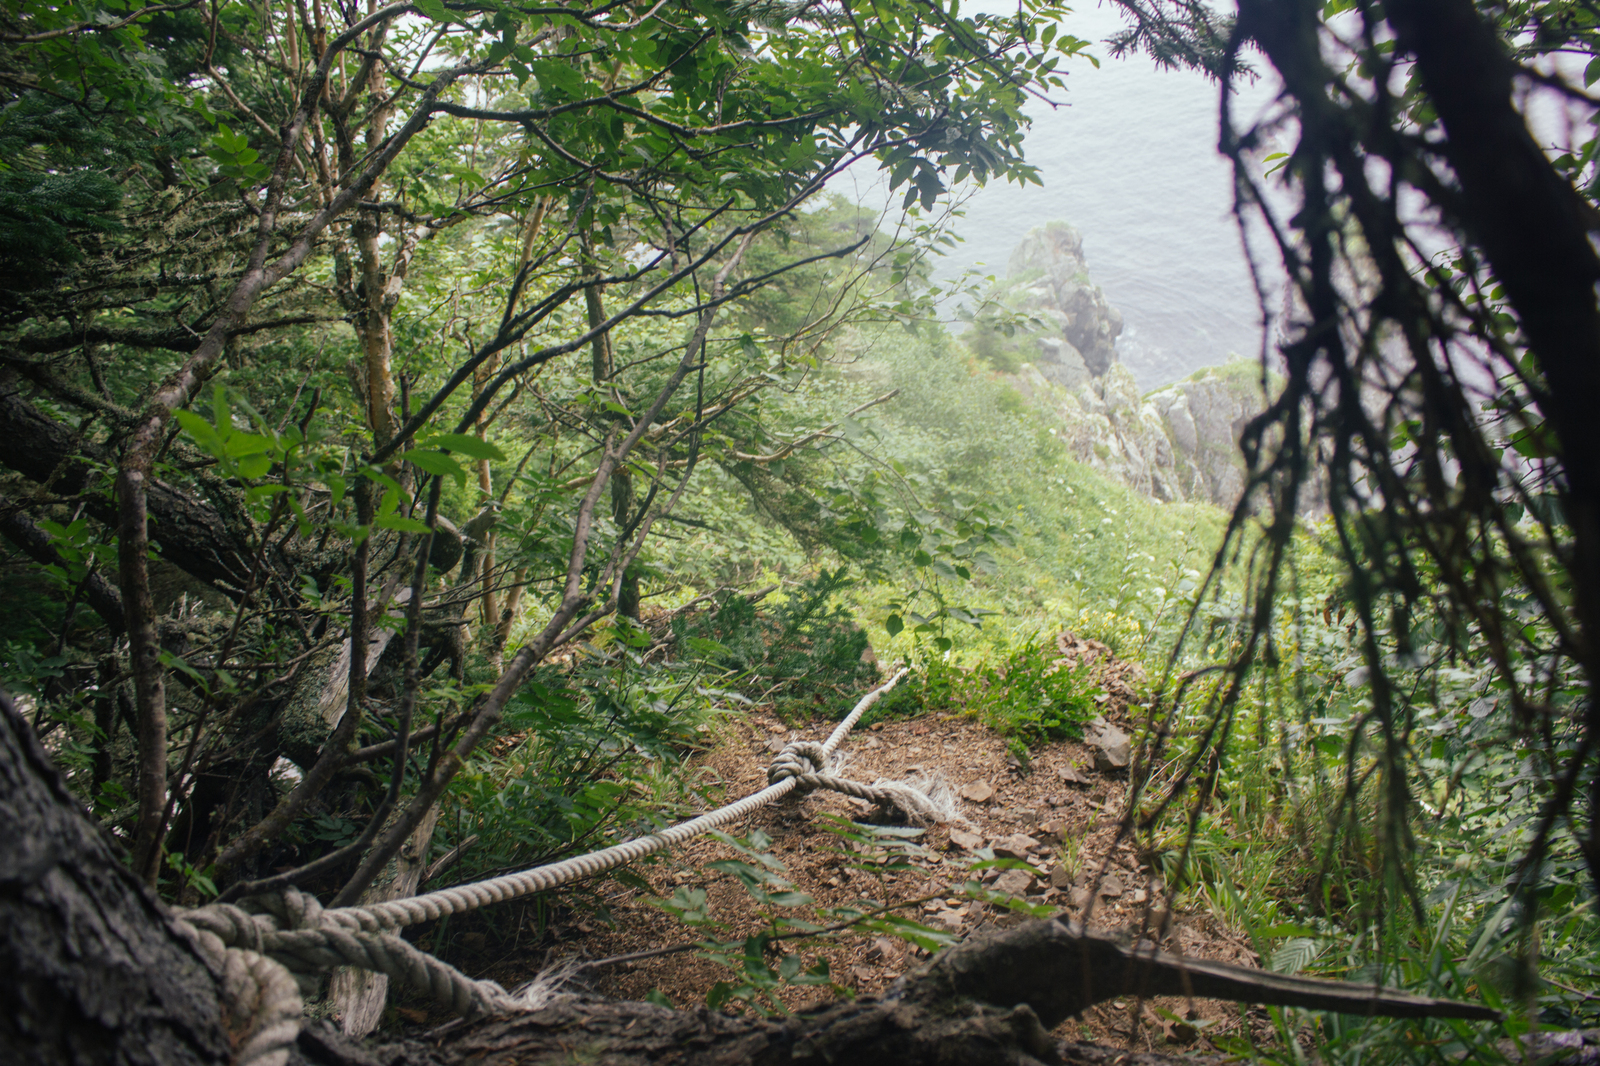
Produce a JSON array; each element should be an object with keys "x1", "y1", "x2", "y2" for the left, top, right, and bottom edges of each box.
[
  {"x1": 177, "y1": 667, "x2": 916, "y2": 1065},
  {"x1": 315, "y1": 666, "x2": 911, "y2": 933}
]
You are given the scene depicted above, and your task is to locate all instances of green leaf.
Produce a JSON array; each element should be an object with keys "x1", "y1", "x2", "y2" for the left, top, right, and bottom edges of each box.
[
  {"x1": 423, "y1": 433, "x2": 507, "y2": 462},
  {"x1": 223, "y1": 431, "x2": 273, "y2": 459},
  {"x1": 885, "y1": 613, "x2": 904, "y2": 637},
  {"x1": 374, "y1": 513, "x2": 434, "y2": 534},
  {"x1": 683, "y1": 636, "x2": 734, "y2": 658},
  {"x1": 406, "y1": 449, "x2": 469, "y2": 486},
  {"x1": 174, "y1": 409, "x2": 221, "y2": 450},
  {"x1": 530, "y1": 58, "x2": 585, "y2": 96}
]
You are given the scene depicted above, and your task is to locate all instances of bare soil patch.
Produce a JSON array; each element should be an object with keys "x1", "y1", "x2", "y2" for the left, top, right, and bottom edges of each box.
[{"x1": 423, "y1": 696, "x2": 1268, "y2": 1056}]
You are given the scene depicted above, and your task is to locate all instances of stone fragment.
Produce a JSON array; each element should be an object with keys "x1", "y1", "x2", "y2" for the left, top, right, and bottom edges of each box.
[
  {"x1": 1087, "y1": 717, "x2": 1132, "y2": 772},
  {"x1": 1068, "y1": 886, "x2": 1093, "y2": 908},
  {"x1": 1098, "y1": 873, "x2": 1125, "y2": 898},
  {"x1": 1035, "y1": 819, "x2": 1067, "y2": 843},
  {"x1": 960, "y1": 780, "x2": 996, "y2": 803},
  {"x1": 1049, "y1": 866, "x2": 1074, "y2": 890},
  {"x1": 1058, "y1": 764, "x2": 1092, "y2": 786},
  {"x1": 992, "y1": 832, "x2": 1043, "y2": 857},
  {"x1": 992, "y1": 869, "x2": 1036, "y2": 897},
  {"x1": 948, "y1": 828, "x2": 985, "y2": 851},
  {"x1": 992, "y1": 834, "x2": 1041, "y2": 859}
]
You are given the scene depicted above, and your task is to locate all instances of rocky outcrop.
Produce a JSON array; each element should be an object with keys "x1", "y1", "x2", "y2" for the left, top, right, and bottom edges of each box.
[
  {"x1": 963, "y1": 222, "x2": 1270, "y2": 510},
  {"x1": 963, "y1": 222, "x2": 1123, "y2": 390},
  {"x1": 1011, "y1": 359, "x2": 1270, "y2": 508}
]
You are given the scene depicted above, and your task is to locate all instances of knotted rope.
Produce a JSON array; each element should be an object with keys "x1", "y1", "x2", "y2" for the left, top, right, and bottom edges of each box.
[
  {"x1": 766, "y1": 737, "x2": 947, "y2": 825},
  {"x1": 178, "y1": 668, "x2": 933, "y2": 1066}
]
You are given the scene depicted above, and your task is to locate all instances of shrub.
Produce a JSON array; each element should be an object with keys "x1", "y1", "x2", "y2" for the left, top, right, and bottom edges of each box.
[{"x1": 673, "y1": 567, "x2": 880, "y2": 717}]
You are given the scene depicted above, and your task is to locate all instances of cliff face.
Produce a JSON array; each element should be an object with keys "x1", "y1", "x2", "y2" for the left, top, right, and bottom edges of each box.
[
  {"x1": 965, "y1": 222, "x2": 1269, "y2": 510},
  {"x1": 1011, "y1": 359, "x2": 1268, "y2": 507}
]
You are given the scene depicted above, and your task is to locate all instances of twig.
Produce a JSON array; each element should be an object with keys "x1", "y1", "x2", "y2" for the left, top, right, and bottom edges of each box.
[{"x1": 424, "y1": 834, "x2": 479, "y2": 884}]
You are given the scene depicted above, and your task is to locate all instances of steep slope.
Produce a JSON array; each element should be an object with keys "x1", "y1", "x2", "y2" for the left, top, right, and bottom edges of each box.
[{"x1": 961, "y1": 222, "x2": 1271, "y2": 511}]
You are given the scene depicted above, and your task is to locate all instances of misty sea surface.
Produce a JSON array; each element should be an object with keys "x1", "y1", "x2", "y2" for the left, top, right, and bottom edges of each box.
[{"x1": 850, "y1": 4, "x2": 1285, "y2": 391}]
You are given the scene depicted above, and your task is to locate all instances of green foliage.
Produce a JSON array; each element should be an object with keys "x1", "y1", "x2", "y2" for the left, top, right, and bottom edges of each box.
[
  {"x1": 672, "y1": 567, "x2": 879, "y2": 716},
  {"x1": 0, "y1": 93, "x2": 124, "y2": 290},
  {"x1": 1132, "y1": 523, "x2": 1599, "y2": 1047},
  {"x1": 434, "y1": 656, "x2": 720, "y2": 889},
  {"x1": 889, "y1": 637, "x2": 1101, "y2": 746},
  {"x1": 962, "y1": 321, "x2": 1029, "y2": 374}
]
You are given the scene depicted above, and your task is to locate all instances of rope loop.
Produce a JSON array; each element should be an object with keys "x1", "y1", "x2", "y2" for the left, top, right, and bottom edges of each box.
[
  {"x1": 183, "y1": 901, "x2": 269, "y2": 952},
  {"x1": 168, "y1": 669, "x2": 912, "y2": 1066},
  {"x1": 768, "y1": 739, "x2": 829, "y2": 787}
]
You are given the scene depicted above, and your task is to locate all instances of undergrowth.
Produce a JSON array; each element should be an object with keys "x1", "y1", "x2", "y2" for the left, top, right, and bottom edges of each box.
[
  {"x1": 410, "y1": 318, "x2": 1597, "y2": 1060},
  {"x1": 860, "y1": 635, "x2": 1102, "y2": 750},
  {"x1": 672, "y1": 567, "x2": 879, "y2": 719}
]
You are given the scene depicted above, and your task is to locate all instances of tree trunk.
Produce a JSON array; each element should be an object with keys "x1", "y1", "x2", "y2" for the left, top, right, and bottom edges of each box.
[
  {"x1": 0, "y1": 382, "x2": 295, "y2": 597},
  {"x1": 0, "y1": 691, "x2": 230, "y2": 1066},
  {"x1": 326, "y1": 807, "x2": 441, "y2": 1038}
]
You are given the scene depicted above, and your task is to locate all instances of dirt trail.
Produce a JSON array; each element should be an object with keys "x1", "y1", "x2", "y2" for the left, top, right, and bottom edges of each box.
[{"x1": 440, "y1": 698, "x2": 1266, "y2": 1055}]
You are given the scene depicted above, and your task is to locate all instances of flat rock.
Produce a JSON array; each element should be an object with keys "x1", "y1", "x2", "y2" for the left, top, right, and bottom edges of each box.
[
  {"x1": 1049, "y1": 866, "x2": 1074, "y2": 890},
  {"x1": 1035, "y1": 819, "x2": 1067, "y2": 843},
  {"x1": 1087, "y1": 718, "x2": 1131, "y2": 772},
  {"x1": 991, "y1": 834, "x2": 1041, "y2": 860},
  {"x1": 960, "y1": 780, "x2": 996, "y2": 803},
  {"x1": 1068, "y1": 886, "x2": 1093, "y2": 908},
  {"x1": 1058, "y1": 764, "x2": 1092, "y2": 786},
  {"x1": 948, "y1": 828, "x2": 985, "y2": 851},
  {"x1": 1098, "y1": 873, "x2": 1125, "y2": 898},
  {"x1": 992, "y1": 868, "x2": 1036, "y2": 897}
]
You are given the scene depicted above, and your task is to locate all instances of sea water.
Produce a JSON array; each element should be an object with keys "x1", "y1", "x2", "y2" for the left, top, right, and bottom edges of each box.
[{"x1": 843, "y1": 3, "x2": 1285, "y2": 390}]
